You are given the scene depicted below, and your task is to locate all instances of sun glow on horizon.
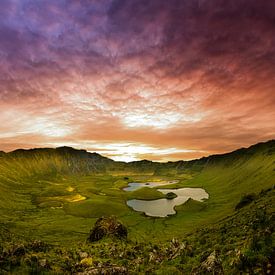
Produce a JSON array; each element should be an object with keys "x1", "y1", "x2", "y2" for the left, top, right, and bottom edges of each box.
[
  {"x1": 43, "y1": 141, "x2": 200, "y2": 162},
  {"x1": 90, "y1": 143, "x2": 199, "y2": 162}
]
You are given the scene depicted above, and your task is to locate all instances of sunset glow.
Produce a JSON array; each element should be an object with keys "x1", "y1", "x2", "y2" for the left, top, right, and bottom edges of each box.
[{"x1": 0, "y1": 0, "x2": 275, "y2": 161}]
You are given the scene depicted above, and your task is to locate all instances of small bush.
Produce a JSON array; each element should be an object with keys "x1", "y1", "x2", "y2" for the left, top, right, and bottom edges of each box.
[
  {"x1": 165, "y1": 192, "x2": 177, "y2": 200},
  {"x1": 235, "y1": 193, "x2": 257, "y2": 210}
]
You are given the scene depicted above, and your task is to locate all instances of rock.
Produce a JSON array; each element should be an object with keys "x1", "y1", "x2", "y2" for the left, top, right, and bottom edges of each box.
[
  {"x1": 39, "y1": 258, "x2": 50, "y2": 268},
  {"x1": 79, "y1": 251, "x2": 89, "y2": 259},
  {"x1": 193, "y1": 251, "x2": 224, "y2": 274},
  {"x1": 87, "y1": 216, "x2": 127, "y2": 242},
  {"x1": 77, "y1": 265, "x2": 128, "y2": 275},
  {"x1": 12, "y1": 244, "x2": 26, "y2": 256},
  {"x1": 28, "y1": 240, "x2": 48, "y2": 252},
  {"x1": 132, "y1": 257, "x2": 143, "y2": 265}
]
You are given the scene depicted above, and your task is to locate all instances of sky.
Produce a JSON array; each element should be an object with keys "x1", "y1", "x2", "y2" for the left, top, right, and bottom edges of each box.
[{"x1": 0, "y1": 0, "x2": 275, "y2": 162}]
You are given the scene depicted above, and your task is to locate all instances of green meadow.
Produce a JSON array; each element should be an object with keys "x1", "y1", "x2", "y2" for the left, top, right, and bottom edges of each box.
[{"x1": 0, "y1": 141, "x2": 274, "y2": 273}]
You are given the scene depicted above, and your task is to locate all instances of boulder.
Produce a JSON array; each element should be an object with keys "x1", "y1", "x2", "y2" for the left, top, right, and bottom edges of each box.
[
  {"x1": 12, "y1": 244, "x2": 26, "y2": 256},
  {"x1": 87, "y1": 216, "x2": 127, "y2": 242}
]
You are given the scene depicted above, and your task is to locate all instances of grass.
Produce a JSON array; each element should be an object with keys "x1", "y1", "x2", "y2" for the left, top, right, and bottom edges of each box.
[
  {"x1": 64, "y1": 197, "x2": 129, "y2": 218},
  {"x1": 126, "y1": 187, "x2": 165, "y2": 200}
]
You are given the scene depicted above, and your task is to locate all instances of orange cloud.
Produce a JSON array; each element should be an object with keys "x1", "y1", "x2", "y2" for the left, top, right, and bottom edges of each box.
[{"x1": 0, "y1": 0, "x2": 275, "y2": 161}]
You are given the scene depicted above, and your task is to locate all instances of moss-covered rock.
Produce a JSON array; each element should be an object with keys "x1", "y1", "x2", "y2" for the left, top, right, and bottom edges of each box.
[{"x1": 87, "y1": 216, "x2": 127, "y2": 242}]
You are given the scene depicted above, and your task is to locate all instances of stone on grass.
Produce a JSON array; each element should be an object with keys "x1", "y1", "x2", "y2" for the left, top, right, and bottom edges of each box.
[{"x1": 87, "y1": 216, "x2": 127, "y2": 242}]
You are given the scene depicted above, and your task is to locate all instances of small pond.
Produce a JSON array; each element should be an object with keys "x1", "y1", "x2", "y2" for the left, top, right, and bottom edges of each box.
[{"x1": 125, "y1": 181, "x2": 208, "y2": 217}]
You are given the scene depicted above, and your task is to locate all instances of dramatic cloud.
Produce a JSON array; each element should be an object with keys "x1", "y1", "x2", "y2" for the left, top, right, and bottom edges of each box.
[{"x1": 0, "y1": 0, "x2": 274, "y2": 161}]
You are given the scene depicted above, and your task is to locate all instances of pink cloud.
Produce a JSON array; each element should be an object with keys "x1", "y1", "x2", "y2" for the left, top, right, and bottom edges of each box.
[{"x1": 0, "y1": 0, "x2": 274, "y2": 161}]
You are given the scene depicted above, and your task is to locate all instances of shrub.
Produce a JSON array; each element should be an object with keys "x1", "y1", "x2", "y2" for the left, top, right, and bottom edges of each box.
[
  {"x1": 235, "y1": 193, "x2": 257, "y2": 210},
  {"x1": 165, "y1": 192, "x2": 177, "y2": 200}
]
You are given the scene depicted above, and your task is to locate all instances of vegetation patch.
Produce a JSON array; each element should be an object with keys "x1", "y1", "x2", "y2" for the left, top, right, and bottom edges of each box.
[
  {"x1": 175, "y1": 198, "x2": 207, "y2": 213},
  {"x1": 38, "y1": 201, "x2": 63, "y2": 208},
  {"x1": 126, "y1": 187, "x2": 165, "y2": 200},
  {"x1": 165, "y1": 192, "x2": 177, "y2": 200},
  {"x1": 35, "y1": 194, "x2": 86, "y2": 206},
  {"x1": 235, "y1": 193, "x2": 257, "y2": 210},
  {"x1": 64, "y1": 198, "x2": 128, "y2": 218},
  {"x1": 66, "y1": 186, "x2": 75, "y2": 192},
  {"x1": 66, "y1": 194, "x2": 86, "y2": 202}
]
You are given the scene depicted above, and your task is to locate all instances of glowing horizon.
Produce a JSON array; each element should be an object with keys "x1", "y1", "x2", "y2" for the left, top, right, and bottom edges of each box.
[{"x1": 0, "y1": 1, "x2": 275, "y2": 162}]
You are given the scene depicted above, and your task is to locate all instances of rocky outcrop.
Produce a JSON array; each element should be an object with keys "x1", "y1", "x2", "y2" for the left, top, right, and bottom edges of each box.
[{"x1": 87, "y1": 216, "x2": 127, "y2": 242}]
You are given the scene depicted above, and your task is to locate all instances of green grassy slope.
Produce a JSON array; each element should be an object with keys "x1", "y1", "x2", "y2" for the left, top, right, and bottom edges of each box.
[
  {"x1": 0, "y1": 140, "x2": 274, "y2": 245},
  {"x1": 123, "y1": 140, "x2": 275, "y2": 240}
]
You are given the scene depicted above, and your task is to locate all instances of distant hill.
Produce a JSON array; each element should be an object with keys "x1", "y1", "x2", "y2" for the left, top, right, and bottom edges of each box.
[
  {"x1": 171, "y1": 139, "x2": 275, "y2": 170},
  {"x1": 1, "y1": 140, "x2": 274, "y2": 177},
  {"x1": 0, "y1": 146, "x2": 115, "y2": 179}
]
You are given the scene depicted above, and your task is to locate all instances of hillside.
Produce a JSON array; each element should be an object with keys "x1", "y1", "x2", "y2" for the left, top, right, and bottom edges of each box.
[
  {"x1": 0, "y1": 146, "x2": 115, "y2": 177},
  {"x1": 0, "y1": 140, "x2": 274, "y2": 274}
]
